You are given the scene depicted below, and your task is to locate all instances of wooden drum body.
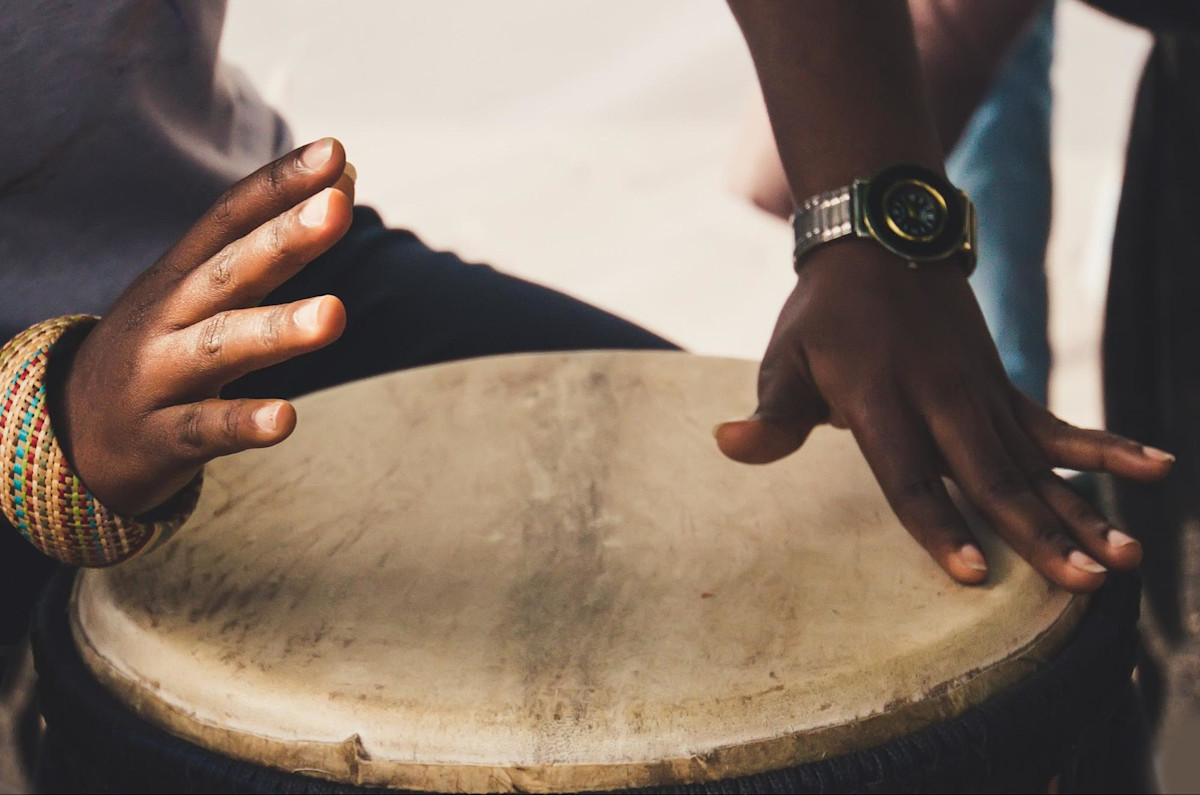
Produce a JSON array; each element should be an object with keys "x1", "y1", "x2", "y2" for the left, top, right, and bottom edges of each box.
[{"x1": 32, "y1": 353, "x2": 1142, "y2": 793}]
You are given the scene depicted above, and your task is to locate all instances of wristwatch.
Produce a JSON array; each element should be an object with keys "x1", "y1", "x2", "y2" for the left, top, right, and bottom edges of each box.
[{"x1": 790, "y1": 163, "x2": 977, "y2": 276}]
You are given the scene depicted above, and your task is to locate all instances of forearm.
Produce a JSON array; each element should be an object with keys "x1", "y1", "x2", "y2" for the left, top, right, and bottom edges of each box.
[
  {"x1": 912, "y1": 0, "x2": 1044, "y2": 151},
  {"x1": 728, "y1": 0, "x2": 943, "y2": 199}
]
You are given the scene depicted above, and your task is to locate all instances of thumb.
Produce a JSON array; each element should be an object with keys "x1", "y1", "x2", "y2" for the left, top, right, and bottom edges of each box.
[
  {"x1": 715, "y1": 347, "x2": 824, "y2": 464},
  {"x1": 714, "y1": 414, "x2": 816, "y2": 464}
]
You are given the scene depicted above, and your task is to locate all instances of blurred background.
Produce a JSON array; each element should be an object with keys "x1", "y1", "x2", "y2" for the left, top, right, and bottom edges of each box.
[{"x1": 221, "y1": 0, "x2": 1149, "y2": 432}]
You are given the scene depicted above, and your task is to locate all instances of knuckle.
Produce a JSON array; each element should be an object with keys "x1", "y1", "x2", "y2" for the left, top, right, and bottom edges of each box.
[
  {"x1": 1043, "y1": 414, "x2": 1078, "y2": 443},
  {"x1": 980, "y1": 467, "x2": 1031, "y2": 504},
  {"x1": 199, "y1": 312, "x2": 230, "y2": 359},
  {"x1": 1097, "y1": 430, "x2": 1136, "y2": 452},
  {"x1": 221, "y1": 401, "x2": 246, "y2": 442},
  {"x1": 257, "y1": 305, "x2": 287, "y2": 349},
  {"x1": 178, "y1": 404, "x2": 205, "y2": 453},
  {"x1": 208, "y1": 246, "x2": 236, "y2": 289},
  {"x1": 891, "y1": 475, "x2": 946, "y2": 514},
  {"x1": 268, "y1": 157, "x2": 289, "y2": 195},
  {"x1": 263, "y1": 215, "x2": 289, "y2": 261},
  {"x1": 1067, "y1": 501, "x2": 1105, "y2": 531},
  {"x1": 123, "y1": 294, "x2": 157, "y2": 333},
  {"x1": 211, "y1": 189, "x2": 236, "y2": 226},
  {"x1": 928, "y1": 369, "x2": 977, "y2": 409},
  {"x1": 1032, "y1": 524, "x2": 1070, "y2": 547},
  {"x1": 1025, "y1": 466, "x2": 1059, "y2": 489}
]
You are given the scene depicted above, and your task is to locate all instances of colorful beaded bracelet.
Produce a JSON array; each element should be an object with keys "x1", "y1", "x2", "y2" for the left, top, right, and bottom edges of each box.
[{"x1": 0, "y1": 315, "x2": 202, "y2": 567}]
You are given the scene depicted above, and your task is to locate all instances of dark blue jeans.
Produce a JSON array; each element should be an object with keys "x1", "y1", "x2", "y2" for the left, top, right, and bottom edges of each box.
[{"x1": 0, "y1": 207, "x2": 676, "y2": 647}]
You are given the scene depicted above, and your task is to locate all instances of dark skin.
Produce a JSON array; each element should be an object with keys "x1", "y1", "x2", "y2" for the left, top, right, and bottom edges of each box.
[
  {"x1": 55, "y1": 138, "x2": 355, "y2": 517},
  {"x1": 732, "y1": 0, "x2": 1044, "y2": 218},
  {"x1": 717, "y1": 1, "x2": 1172, "y2": 593},
  {"x1": 53, "y1": 3, "x2": 1170, "y2": 595}
]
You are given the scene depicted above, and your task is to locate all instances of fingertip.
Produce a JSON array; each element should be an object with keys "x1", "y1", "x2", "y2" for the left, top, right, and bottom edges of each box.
[
  {"x1": 332, "y1": 171, "x2": 356, "y2": 206},
  {"x1": 324, "y1": 185, "x2": 356, "y2": 238},
  {"x1": 297, "y1": 137, "x2": 347, "y2": 177},
  {"x1": 291, "y1": 294, "x2": 346, "y2": 345},
  {"x1": 273, "y1": 400, "x2": 298, "y2": 439},
  {"x1": 928, "y1": 542, "x2": 985, "y2": 586},
  {"x1": 714, "y1": 417, "x2": 807, "y2": 464},
  {"x1": 1112, "y1": 445, "x2": 1175, "y2": 482},
  {"x1": 317, "y1": 294, "x2": 347, "y2": 340},
  {"x1": 1142, "y1": 445, "x2": 1176, "y2": 464},
  {"x1": 1102, "y1": 528, "x2": 1143, "y2": 569},
  {"x1": 1045, "y1": 550, "x2": 1108, "y2": 594},
  {"x1": 1134, "y1": 460, "x2": 1175, "y2": 482},
  {"x1": 250, "y1": 400, "x2": 296, "y2": 445}
]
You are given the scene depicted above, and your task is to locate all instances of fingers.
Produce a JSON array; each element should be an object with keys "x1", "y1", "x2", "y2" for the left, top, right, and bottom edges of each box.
[
  {"x1": 157, "y1": 398, "x2": 298, "y2": 464},
  {"x1": 1013, "y1": 392, "x2": 1175, "y2": 482},
  {"x1": 334, "y1": 161, "x2": 357, "y2": 205},
  {"x1": 994, "y1": 410, "x2": 1143, "y2": 572},
  {"x1": 851, "y1": 396, "x2": 988, "y2": 585},
  {"x1": 152, "y1": 295, "x2": 346, "y2": 400},
  {"x1": 165, "y1": 187, "x2": 353, "y2": 327},
  {"x1": 161, "y1": 138, "x2": 349, "y2": 274},
  {"x1": 715, "y1": 342, "x2": 823, "y2": 464},
  {"x1": 926, "y1": 394, "x2": 1105, "y2": 593}
]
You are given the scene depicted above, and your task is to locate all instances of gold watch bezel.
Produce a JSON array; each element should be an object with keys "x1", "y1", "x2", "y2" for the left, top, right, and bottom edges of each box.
[{"x1": 880, "y1": 179, "x2": 948, "y2": 243}]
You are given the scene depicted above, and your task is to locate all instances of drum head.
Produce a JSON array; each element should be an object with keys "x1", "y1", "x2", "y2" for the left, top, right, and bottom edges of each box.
[{"x1": 71, "y1": 352, "x2": 1082, "y2": 792}]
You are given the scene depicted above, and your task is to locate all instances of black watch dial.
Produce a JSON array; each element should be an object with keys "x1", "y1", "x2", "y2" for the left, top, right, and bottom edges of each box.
[
  {"x1": 861, "y1": 164, "x2": 968, "y2": 264},
  {"x1": 883, "y1": 179, "x2": 946, "y2": 242}
]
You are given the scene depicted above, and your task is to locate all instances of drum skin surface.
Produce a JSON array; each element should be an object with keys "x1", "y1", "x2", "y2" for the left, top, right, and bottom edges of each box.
[{"x1": 70, "y1": 352, "x2": 1083, "y2": 793}]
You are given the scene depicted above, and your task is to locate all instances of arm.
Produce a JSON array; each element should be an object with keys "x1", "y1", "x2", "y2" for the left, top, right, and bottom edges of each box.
[
  {"x1": 718, "y1": 1, "x2": 1171, "y2": 592},
  {"x1": 729, "y1": 0, "x2": 1042, "y2": 217},
  {"x1": 913, "y1": 0, "x2": 1044, "y2": 152}
]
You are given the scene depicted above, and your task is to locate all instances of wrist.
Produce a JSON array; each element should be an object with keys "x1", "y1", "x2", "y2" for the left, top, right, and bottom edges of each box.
[
  {"x1": 0, "y1": 316, "x2": 202, "y2": 566},
  {"x1": 790, "y1": 163, "x2": 976, "y2": 277}
]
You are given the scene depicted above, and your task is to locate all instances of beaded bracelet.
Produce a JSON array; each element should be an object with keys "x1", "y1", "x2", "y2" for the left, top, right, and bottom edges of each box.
[{"x1": 0, "y1": 315, "x2": 202, "y2": 567}]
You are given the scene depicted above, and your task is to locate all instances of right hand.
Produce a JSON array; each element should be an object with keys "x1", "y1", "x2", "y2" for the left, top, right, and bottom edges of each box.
[{"x1": 52, "y1": 138, "x2": 356, "y2": 518}]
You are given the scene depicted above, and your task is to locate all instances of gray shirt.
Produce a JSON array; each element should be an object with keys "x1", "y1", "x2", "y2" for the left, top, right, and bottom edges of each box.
[{"x1": 0, "y1": 0, "x2": 289, "y2": 340}]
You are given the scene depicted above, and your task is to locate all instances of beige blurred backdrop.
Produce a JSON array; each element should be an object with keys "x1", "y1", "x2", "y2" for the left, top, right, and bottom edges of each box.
[{"x1": 220, "y1": 0, "x2": 1149, "y2": 429}]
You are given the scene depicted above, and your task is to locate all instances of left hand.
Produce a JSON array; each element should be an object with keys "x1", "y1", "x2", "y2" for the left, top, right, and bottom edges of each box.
[{"x1": 714, "y1": 241, "x2": 1172, "y2": 593}]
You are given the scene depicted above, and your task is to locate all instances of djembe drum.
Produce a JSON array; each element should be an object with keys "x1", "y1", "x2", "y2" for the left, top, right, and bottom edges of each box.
[{"x1": 31, "y1": 353, "x2": 1141, "y2": 793}]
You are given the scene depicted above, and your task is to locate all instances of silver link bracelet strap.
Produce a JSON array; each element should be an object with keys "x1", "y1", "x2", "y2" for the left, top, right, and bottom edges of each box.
[{"x1": 790, "y1": 186, "x2": 853, "y2": 270}]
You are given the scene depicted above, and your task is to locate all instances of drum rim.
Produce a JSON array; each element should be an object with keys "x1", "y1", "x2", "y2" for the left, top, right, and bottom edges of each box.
[
  {"x1": 66, "y1": 579, "x2": 1087, "y2": 792},
  {"x1": 34, "y1": 568, "x2": 1141, "y2": 794}
]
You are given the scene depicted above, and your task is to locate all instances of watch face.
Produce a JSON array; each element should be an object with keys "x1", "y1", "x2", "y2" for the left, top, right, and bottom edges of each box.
[
  {"x1": 859, "y1": 164, "x2": 970, "y2": 265},
  {"x1": 882, "y1": 179, "x2": 946, "y2": 242}
]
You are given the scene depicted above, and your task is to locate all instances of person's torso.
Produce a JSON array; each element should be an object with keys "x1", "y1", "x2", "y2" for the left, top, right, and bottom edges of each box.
[{"x1": 0, "y1": 0, "x2": 290, "y2": 339}]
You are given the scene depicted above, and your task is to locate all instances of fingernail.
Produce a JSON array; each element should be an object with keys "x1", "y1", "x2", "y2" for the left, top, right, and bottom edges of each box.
[
  {"x1": 299, "y1": 190, "x2": 330, "y2": 227},
  {"x1": 959, "y1": 544, "x2": 988, "y2": 572},
  {"x1": 294, "y1": 297, "x2": 324, "y2": 331},
  {"x1": 342, "y1": 161, "x2": 357, "y2": 183},
  {"x1": 1106, "y1": 528, "x2": 1139, "y2": 548},
  {"x1": 252, "y1": 404, "x2": 279, "y2": 432},
  {"x1": 1068, "y1": 549, "x2": 1107, "y2": 574},
  {"x1": 1142, "y1": 445, "x2": 1176, "y2": 463},
  {"x1": 300, "y1": 138, "x2": 334, "y2": 171}
]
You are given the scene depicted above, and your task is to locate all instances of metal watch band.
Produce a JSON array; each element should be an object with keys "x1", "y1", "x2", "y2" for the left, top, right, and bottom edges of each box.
[{"x1": 790, "y1": 186, "x2": 853, "y2": 269}]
